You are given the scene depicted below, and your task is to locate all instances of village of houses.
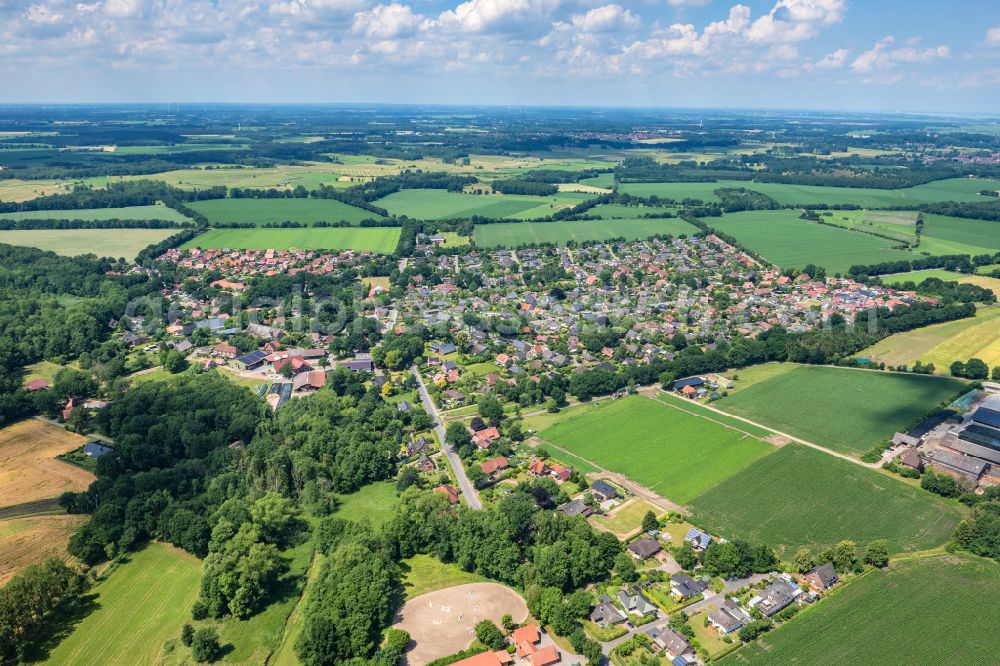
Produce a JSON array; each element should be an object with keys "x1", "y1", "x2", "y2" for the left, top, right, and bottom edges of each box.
[{"x1": 28, "y1": 232, "x2": 998, "y2": 665}]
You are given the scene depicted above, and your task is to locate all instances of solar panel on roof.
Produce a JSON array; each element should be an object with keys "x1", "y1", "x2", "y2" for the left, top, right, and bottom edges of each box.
[
  {"x1": 237, "y1": 350, "x2": 266, "y2": 364},
  {"x1": 971, "y1": 407, "x2": 1000, "y2": 429},
  {"x1": 960, "y1": 423, "x2": 1000, "y2": 453}
]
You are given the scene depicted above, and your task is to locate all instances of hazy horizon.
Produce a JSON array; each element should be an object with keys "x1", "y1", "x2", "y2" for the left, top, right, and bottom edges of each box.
[
  {"x1": 0, "y1": 102, "x2": 996, "y2": 120},
  {"x1": 2, "y1": 0, "x2": 999, "y2": 113}
]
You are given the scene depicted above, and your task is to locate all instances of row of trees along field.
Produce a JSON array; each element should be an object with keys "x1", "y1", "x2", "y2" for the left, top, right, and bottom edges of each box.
[
  {"x1": 0, "y1": 180, "x2": 224, "y2": 214},
  {"x1": 849, "y1": 251, "x2": 1000, "y2": 278},
  {"x1": 614, "y1": 155, "x2": 1000, "y2": 190},
  {"x1": 560, "y1": 298, "x2": 981, "y2": 401}
]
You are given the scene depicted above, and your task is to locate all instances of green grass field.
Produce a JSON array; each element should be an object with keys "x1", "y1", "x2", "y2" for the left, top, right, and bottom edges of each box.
[
  {"x1": 688, "y1": 445, "x2": 963, "y2": 557},
  {"x1": 0, "y1": 203, "x2": 190, "y2": 223},
  {"x1": 187, "y1": 198, "x2": 382, "y2": 226},
  {"x1": 715, "y1": 365, "x2": 966, "y2": 457},
  {"x1": 861, "y1": 305, "x2": 1000, "y2": 372},
  {"x1": 45, "y1": 543, "x2": 201, "y2": 665},
  {"x1": 588, "y1": 204, "x2": 677, "y2": 218},
  {"x1": 473, "y1": 217, "x2": 698, "y2": 247},
  {"x1": 725, "y1": 554, "x2": 1000, "y2": 665},
  {"x1": 271, "y1": 552, "x2": 324, "y2": 666},
  {"x1": 708, "y1": 210, "x2": 915, "y2": 274},
  {"x1": 0, "y1": 228, "x2": 177, "y2": 261},
  {"x1": 160, "y1": 536, "x2": 316, "y2": 666},
  {"x1": 579, "y1": 173, "x2": 615, "y2": 188},
  {"x1": 400, "y1": 554, "x2": 488, "y2": 600},
  {"x1": 653, "y1": 393, "x2": 775, "y2": 439},
  {"x1": 181, "y1": 227, "x2": 400, "y2": 253},
  {"x1": 919, "y1": 213, "x2": 1000, "y2": 257},
  {"x1": 375, "y1": 189, "x2": 591, "y2": 220},
  {"x1": 22, "y1": 360, "x2": 66, "y2": 385},
  {"x1": 333, "y1": 481, "x2": 400, "y2": 527},
  {"x1": 537, "y1": 395, "x2": 775, "y2": 504},
  {"x1": 618, "y1": 178, "x2": 997, "y2": 207},
  {"x1": 817, "y1": 210, "x2": 918, "y2": 244},
  {"x1": 434, "y1": 231, "x2": 470, "y2": 247},
  {"x1": 880, "y1": 269, "x2": 970, "y2": 285}
]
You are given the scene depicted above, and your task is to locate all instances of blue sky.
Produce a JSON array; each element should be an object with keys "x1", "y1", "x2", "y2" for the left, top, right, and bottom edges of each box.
[{"x1": 1, "y1": 0, "x2": 998, "y2": 112}]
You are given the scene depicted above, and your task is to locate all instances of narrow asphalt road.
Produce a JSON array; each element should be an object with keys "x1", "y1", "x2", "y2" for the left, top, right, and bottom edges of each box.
[
  {"x1": 411, "y1": 366, "x2": 482, "y2": 509},
  {"x1": 34, "y1": 415, "x2": 114, "y2": 444}
]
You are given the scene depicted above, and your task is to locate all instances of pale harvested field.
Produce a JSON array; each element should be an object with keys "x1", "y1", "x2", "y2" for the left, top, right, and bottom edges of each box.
[
  {"x1": 361, "y1": 276, "x2": 391, "y2": 289},
  {"x1": 0, "y1": 420, "x2": 94, "y2": 508},
  {"x1": 0, "y1": 179, "x2": 75, "y2": 202},
  {"x1": 0, "y1": 513, "x2": 87, "y2": 584},
  {"x1": 557, "y1": 183, "x2": 612, "y2": 194},
  {"x1": 393, "y1": 583, "x2": 528, "y2": 666},
  {"x1": 958, "y1": 274, "x2": 1000, "y2": 298},
  {"x1": 862, "y1": 305, "x2": 1000, "y2": 371}
]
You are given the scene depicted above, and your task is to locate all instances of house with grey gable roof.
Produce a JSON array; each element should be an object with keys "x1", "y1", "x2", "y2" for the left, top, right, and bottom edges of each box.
[
  {"x1": 752, "y1": 579, "x2": 801, "y2": 617},
  {"x1": 627, "y1": 537, "x2": 662, "y2": 560},
  {"x1": 708, "y1": 598, "x2": 752, "y2": 635},
  {"x1": 646, "y1": 625, "x2": 693, "y2": 660},
  {"x1": 670, "y1": 573, "x2": 708, "y2": 599},
  {"x1": 589, "y1": 595, "x2": 625, "y2": 627},
  {"x1": 617, "y1": 587, "x2": 658, "y2": 617}
]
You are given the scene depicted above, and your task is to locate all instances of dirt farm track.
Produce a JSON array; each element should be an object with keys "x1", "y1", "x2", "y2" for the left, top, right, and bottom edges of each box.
[{"x1": 393, "y1": 583, "x2": 529, "y2": 666}]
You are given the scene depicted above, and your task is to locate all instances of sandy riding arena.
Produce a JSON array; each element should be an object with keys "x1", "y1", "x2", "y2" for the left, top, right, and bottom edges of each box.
[{"x1": 393, "y1": 583, "x2": 529, "y2": 666}]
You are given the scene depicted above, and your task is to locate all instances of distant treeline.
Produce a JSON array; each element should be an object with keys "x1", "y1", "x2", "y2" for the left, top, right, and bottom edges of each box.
[
  {"x1": 503, "y1": 168, "x2": 612, "y2": 184},
  {"x1": 848, "y1": 252, "x2": 1000, "y2": 277},
  {"x1": 135, "y1": 228, "x2": 203, "y2": 265},
  {"x1": 616, "y1": 157, "x2": 751, "y2": 183},
  {"x1": 212, "y1": 219, "x2": 399, "y2": 229},
  {"x1": 0, "y1": 180, "x2": 221, "y2": 213},
  {"x1": 227, "y1": 172, "x2": 480, "y2": 218},
  {"x1": 617, "y1": 154, "x2": 1000, "y2": 192},
  {"x1": 491, "y1": 180, "x2": 558, "y2": 196},
  {"x1": 914, "y1": 200, "x2": 1000, "y2": 222},
  {"x1": 879, "y1": 278, "x2": 996, "y2": 304},
  {"x1": 714, "y1": 187, "x2": 781, "y2": 212},
  {"x1": 0, "y1": 218, "x2": 188, "y2": 230}
]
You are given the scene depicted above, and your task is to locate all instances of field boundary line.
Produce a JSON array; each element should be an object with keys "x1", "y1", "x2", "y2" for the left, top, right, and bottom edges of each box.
[
  {"x1": 787, "y1": 361, "x2": 973, "y2": 382},
  {"x1": 649, "y1": 393, "x2": 770, "y2": 442},
  {"x1": 656, "y1": 388, "x2": 882, "y2": 470}
]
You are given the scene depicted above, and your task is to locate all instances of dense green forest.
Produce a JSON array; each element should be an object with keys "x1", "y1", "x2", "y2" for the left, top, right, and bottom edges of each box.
[{"x1": 0, "y1": 245, "x2": 157, "y2": 424}]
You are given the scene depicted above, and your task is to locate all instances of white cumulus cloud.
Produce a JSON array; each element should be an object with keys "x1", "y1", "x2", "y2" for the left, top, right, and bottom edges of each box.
[
  {"x1": 570, "y1": 4, "x2": 639, "y2": 33},
  {"x1": 353, "y1": 3, "x2": 423, "y2": 40},
  {"x1": 852, "y1": 36, "x2": 949, "y2": 73},
  {"x1": 747, "y1": 0, "x2": 845, "y2": 43},
  {"x1": 433, "y1": 0, "x2": 559, "y2": 35}
]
